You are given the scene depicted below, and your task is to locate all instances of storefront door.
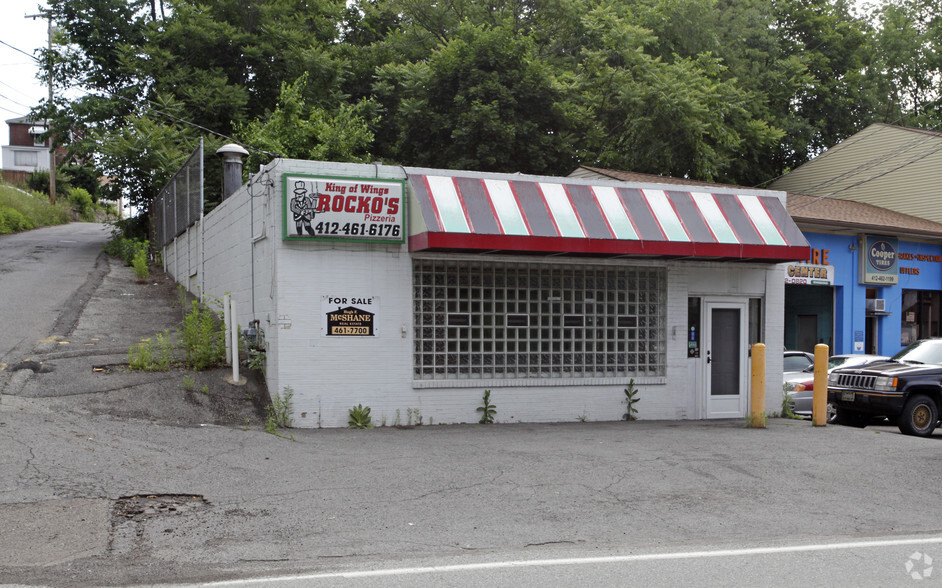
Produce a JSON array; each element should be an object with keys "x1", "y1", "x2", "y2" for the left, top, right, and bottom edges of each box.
[{"x1": 705, "y1": 301, "x2": 748, "y2": 418}]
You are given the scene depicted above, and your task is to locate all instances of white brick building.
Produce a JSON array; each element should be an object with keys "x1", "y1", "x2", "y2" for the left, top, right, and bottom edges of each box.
[{"x1": 164, "y1": 158, "x2": 807, "y2": 427}]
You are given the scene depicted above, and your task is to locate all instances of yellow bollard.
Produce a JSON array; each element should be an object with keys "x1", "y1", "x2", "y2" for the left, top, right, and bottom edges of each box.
[
  {"x1": 750, "y1": 343, "x2": 766, "y2": 427},
  {"x1": 812, "y1": 343, "x2": 829, "y2": 426}
]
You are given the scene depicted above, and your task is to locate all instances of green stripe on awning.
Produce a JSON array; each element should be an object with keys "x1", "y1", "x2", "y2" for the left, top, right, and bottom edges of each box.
[
  {"x1": 739, "y1": 195, "x2": 785, "y2": 246},
  {"x1": 643, "y1": 189, "x2": 689, "y2": 241},
  {"x1": 540, "y1": 183, "x2": 585, "y2": 238},
  {"x1": 426, "y1": 176, "x2": 470, "y2": 233},
  {"x1": 690, "y1": 191, "x2": 738, "y2": 244},
  {"x1": 593, "y1": 186, "x2": 638, "y2": 240},
  {"x1": 483, "y1": 179, "x2": 529, "y2": 235}
]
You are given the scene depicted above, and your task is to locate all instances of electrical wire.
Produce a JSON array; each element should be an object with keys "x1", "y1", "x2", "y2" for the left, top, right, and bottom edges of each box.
[{"x1": 0, "y1": 39, "x2": 39, "y2": 62}]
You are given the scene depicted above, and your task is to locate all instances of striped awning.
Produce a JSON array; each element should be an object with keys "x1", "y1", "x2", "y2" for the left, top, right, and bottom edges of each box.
[{"x1": 407, "y1": 172, "x2": 809, "y2": 261}]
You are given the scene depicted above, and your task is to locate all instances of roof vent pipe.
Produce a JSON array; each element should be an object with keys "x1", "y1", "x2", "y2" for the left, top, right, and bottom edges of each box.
[{"x1": 216, "y1": 143, "x2": 249, "y2": 200}]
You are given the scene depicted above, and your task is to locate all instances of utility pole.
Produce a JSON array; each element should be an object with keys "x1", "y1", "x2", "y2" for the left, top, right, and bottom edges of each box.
[{"x1": 26, "y1": 12, "x2": 55, "y2": 204}]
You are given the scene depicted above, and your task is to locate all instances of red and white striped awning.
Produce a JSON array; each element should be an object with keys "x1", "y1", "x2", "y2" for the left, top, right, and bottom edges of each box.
[{"x1": 407, "y1": 171, "x2": 809, "y2": 261}]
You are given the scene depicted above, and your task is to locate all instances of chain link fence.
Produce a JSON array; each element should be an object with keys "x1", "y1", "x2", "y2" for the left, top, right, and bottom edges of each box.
[{"x1": 153, "y1": 138, "x2": 203, "y2": 249}]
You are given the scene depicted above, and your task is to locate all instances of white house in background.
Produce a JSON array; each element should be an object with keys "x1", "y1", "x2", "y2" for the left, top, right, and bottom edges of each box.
[{"x1": 2, "y1": 115, "x2": 51, "y2": 172}]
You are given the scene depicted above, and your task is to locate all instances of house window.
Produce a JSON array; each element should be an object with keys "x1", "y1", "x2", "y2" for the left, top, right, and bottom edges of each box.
[
  {"x1": 13, "y1": 150, "x2": 38, "y2": 167},
  {"x1": 33, "y1": 134, "x2": 45, "y2": 147},
  {"x1": 413, "y1": 259, "x2": 666, "y2": 381}
]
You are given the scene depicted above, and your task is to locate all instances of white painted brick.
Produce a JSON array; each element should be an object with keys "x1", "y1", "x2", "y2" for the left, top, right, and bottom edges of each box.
[{"x1": 164, "y1": 159, "x2": 789, "y2": 428}]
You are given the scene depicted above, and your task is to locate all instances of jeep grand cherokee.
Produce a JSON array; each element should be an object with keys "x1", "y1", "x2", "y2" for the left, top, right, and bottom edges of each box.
[{"x1": 827, "y1": 338, "x2": 942, "y2": 437}]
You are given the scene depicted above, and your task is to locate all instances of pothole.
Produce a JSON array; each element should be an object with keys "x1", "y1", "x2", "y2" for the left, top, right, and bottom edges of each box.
[
  {"x1": 10, "y1": 360, "x2": 54, "y2": 373},
  {"x1": 112, "y1": 494, "x2": 209, "y2": 522}
]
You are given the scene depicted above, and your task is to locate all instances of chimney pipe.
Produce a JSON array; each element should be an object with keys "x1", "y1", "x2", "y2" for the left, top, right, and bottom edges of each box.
[{"x1": 216, "y1": 144, "x2": 249, "y2": 200}]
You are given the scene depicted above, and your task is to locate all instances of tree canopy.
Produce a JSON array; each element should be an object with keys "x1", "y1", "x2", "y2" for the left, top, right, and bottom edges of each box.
[{"x1": 35, "y1": 0, "x2": 942, "y2": 213}]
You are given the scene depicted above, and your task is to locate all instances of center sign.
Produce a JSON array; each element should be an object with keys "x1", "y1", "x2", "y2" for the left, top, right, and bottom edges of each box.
[{"x1": 283, "y1": 174, "x2": 405, "y2": 243}]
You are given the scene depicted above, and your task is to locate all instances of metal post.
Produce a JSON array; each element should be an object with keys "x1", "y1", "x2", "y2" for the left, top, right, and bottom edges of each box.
[
  {"x1": 812, "y1": 344, "x2": 829, "y2": 426},
  {"x1": 750, "y1": 343, "x2": 766, "y2": 427}
]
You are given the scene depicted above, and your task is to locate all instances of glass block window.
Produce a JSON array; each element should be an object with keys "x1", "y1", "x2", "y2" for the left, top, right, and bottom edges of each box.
[{"x1": 413, "y1": 259, "x2": 666, "y2": 381}]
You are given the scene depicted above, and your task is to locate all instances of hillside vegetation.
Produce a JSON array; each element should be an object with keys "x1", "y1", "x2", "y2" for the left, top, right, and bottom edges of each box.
[{"x1": 0, "y1": 182, "x2": 73, "y2": 234}]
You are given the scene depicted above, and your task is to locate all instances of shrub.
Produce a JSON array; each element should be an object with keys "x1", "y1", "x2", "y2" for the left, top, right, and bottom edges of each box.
[
  {"x1": 27, "y1": 170, "x2": 50, "y2": 194},
  {"x1": 131, "y1": 240, "x2": 150, "y2": 280},
  {"x1": 0, "y1": 206, "x2": 35, "y2": 233},
  {"x1": 68, "y1": 187, "x2": 95, "y2": 221},
  {"x1": 181, "y1": 300, "x2": 225, "y2": 370}
]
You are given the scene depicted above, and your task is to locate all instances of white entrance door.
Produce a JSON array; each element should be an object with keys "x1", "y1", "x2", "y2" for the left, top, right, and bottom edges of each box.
[{"x1": 704, "y1": 301, "x2": 748, "y2": 418}]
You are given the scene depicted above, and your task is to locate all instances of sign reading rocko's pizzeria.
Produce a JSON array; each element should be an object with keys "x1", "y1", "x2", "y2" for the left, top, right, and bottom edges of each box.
[
  {"x1": 322, "y1": 296, "x2": 378, "y2": 336},
  {"x1": 283, "y1": 174, "x2": 405, "y2": 243},
  {"x1": 859, "y1": 235, "x2": 899, "y2": 285}
]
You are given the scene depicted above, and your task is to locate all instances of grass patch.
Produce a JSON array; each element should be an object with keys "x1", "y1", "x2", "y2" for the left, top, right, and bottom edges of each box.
[{"x1": 0, "y1": 182, "x2": 70, "y2": 233}]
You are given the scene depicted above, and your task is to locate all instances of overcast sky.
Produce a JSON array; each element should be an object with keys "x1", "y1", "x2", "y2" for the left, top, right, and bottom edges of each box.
[{"x1": 0, "y1": 0, "x2": 51, "y2": 141}]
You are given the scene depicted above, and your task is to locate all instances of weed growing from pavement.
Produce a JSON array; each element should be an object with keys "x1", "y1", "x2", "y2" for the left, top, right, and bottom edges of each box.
[
  {"x1": 182, "y1": 375, "x2": 196, "y2": 391},
  {"x1": 780, "y1": 383, "x2": 802, "y2": 419},
  {"x1": 181, "y1": 299, "x2": 226, "y2": 370},
  {"x1": 128, "y1": 338, "x2": 157, "y2": 371},
  {"x1": 405, "y1": 407, "x2": 423, "y2": 426},
  {"x1": 746, "y1": 411, "x2": 768, "y2": 428},
  {"x1": 348, "y1": 404, "x2": 373, "y2": 429},
  {"x1": 477, "y1": 389, "x2": 496, "y2": 424},
  {"x1": 131, "y1": 240, "x2": 150, "y2": 281},
  {"x1": 623, "y1": 379, "x2": 639, "y2": 421},
  {"x1": 245, "y1": 350, "x2": 266, "y2": 373},
  {"x1": 265, "y1": 387, "x2": 295, "y2": 436}
]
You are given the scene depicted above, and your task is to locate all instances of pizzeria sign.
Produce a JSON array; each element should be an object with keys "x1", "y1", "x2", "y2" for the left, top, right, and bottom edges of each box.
[{"x1": 283, "y1": 174, "x2": 405, "y2": 243}]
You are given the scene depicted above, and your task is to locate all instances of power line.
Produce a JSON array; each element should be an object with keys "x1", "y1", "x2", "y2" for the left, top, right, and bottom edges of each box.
[
  {"x1": 0, "y1": 39, "x2": 39, "y2": 62},
  {"x1": 0, "y1": 91, "x2": 35, "y2": 110}
]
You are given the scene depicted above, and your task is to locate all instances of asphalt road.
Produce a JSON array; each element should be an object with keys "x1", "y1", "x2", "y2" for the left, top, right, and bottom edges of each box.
[
  {"x1": 2, "y1": 223, "x2": 942, "y2": 587},
  {"x1": 0, "y1": 222, "x2": 109, "y2": 367}
]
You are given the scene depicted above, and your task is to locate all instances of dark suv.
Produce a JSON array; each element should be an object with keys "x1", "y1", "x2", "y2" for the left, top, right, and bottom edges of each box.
[{"x1": 828, "y1": 338, "x2": 942, "y2": 437}]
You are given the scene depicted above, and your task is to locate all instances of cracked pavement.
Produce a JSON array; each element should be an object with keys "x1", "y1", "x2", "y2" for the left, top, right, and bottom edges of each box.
[{"x1": 2, "y1": 224, "x2": 942, "y2": 586}]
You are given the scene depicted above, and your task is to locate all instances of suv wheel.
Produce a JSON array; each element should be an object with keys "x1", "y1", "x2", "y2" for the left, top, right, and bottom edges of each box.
[
  {"x1": 826, "y1": 402, "x2": 838, "y2": 424},
  {"x1": 834, "y1": 407, "x2": 868, "y2": 428},
  {"x1": 897, "y1": 394, "x2": 939, "y2": 437}
]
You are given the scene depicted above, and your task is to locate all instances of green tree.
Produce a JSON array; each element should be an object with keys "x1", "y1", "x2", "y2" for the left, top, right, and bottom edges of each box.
[
  {"x1": 239, "y1": 74, "x2": 377, "y2": 172},
  {"x1": 374, "y1": 22, "x2": 575, "y2": 174},
  {"x1": 565, "y1": 3, "x2": 782, "y2": 181},
  {"x1": 870, "y1": 0, "x2": 942, "y2": 127}
]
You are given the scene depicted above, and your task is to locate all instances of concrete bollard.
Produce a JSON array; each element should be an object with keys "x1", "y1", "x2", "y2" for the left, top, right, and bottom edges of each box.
[
  {"x1": 812, "y1": 343, "x2": 829, "y2": 426},
  {"x1": 750, "y1": 343, "x2": 766, "y2": 427}
]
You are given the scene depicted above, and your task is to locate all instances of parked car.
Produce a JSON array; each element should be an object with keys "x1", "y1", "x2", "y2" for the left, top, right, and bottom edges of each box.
[
  {"x1": 785, "y1": 354, "x2": 888, "y2": 421},
  {"x1": 783, "y1": 350, "x2": 815, "y2": 380},
  {"x1": 828, "y1": 339, "x2": 942, "y2": 437}
]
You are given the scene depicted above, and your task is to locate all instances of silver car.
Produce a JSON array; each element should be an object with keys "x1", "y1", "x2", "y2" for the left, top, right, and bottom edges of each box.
[{"x1": 785, "y1": 354, "x2": 888, "y2": 421}]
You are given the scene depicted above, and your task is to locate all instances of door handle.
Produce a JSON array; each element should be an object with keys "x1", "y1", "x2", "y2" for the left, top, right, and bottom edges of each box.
[{"x1": 706, "y1": 350, "x2": 711, "y2": 364}]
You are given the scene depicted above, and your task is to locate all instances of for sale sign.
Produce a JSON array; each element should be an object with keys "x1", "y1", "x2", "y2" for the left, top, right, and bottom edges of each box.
[
  {"x1": 322, "y1": 296, "x2": 379, "y2": 336},
  {"x1": 283, "y1": 174, "x2": 405, "y2": 243}
]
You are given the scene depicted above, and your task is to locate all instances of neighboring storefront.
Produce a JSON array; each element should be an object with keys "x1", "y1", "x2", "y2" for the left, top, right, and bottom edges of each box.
[
  {"x1": 785, "y1": 231, "x2": 942, "y2": 356},
  {"x1": 164, "y1": 159, "x2": 808, "y2": 427}
]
